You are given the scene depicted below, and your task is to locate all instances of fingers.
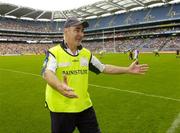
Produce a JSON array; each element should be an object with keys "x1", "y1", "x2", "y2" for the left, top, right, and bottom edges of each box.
[
  {"x1": 130, "y1": 63, "x2": 149, "y2": 75},
  {"x1": 63, "y1": 74, "x2": 68, "y2": 85},
  {"x1": 139, "y1": 65, "x2": 149, "y2": 73},
  {"x1": 138, "y1": 64, "x2": 148, "y2": 67},
  {"x1": 64, "y1": 90, "x2": 78, "y2": 98},
  {"x1": 62, "y1": 86, "x2": 78, "y2": 98},
  {"x1": 64, "y1": 86, "x2": 73, "y2": 91},
  {"x1": 61, "y1": 75, "x2": 78, "y2": 98},
  {"x1": 139, "y1": 70, "x2": 148, "y2": 74},
  {"x1": 132, "y1": 60, "x2": 138, "y2": 65},
  {"x1": 138, "y1": 64, "x2": 149, "y2": 71},
  {"x1": 137, "y1": 69, "x2": 148, "y2": 75},
  {"x1": 140, "y1": 66, "x2": 149, "y2": 70},
  {"x1": 140, "y1": 69, "x2": 148, "y2": 73}
]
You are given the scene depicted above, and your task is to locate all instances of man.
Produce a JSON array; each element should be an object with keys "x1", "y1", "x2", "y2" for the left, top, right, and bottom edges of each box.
[
  {"x1": 133, "y1": 49, "x2": 139, "y2": 60},
  {"x1": 99, "y1": 49, "x2": 105, "y2": 59},
  {"x1": 128, "y1": 49, "x2": 133, "y2": 60},
  {"x1": 176, "y1": 49, "x2": 180, "y2": 58},
  {"x1": 153, "y1": 49, "x2": 160, "y2": 56},
  {"x1": 42, "y1": 17, "x2": 148, "y2": 133}
]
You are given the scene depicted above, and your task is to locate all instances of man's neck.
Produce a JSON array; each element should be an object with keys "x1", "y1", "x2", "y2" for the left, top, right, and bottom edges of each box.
[
  {"x1": 64, "y1": 40, "x2": 77, "y2": 55},
  {"x1": 69, "y1": 45, "x2": 77, "y2": 54}
]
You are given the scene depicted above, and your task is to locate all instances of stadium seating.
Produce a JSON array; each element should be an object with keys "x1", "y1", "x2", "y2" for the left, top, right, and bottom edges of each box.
[{"x1": 0, "y1": 3, "x2": 180, "y2": 55}]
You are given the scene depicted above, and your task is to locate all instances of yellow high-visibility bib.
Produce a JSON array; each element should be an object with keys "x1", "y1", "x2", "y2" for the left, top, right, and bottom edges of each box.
[{"x1": 45, "y1": 44, "x2": 92, "y2": 112}]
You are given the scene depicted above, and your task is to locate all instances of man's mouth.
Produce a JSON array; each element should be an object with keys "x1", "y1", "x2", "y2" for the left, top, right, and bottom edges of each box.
[{"x1": 76, "y1": 39, "x2": 82, "y2": 42}]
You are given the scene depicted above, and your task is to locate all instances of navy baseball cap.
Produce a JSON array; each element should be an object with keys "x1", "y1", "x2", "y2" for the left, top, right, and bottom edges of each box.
[{"x1": 64, "y1": 17, "x2": 89, "y2": 29}]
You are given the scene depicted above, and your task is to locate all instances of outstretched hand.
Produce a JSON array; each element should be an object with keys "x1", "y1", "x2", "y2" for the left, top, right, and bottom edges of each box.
[
  {"x1": 128, "y1": 60, "x2": 149, "y2": 75},
  {"x1": 59, "y1": 75, "x2": 78, "y2": 98}
]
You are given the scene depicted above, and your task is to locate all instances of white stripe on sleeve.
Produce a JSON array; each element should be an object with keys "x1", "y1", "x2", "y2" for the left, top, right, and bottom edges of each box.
[
  {"x1": 46, "y1": 54, "x2": 57, "y2": 73},
  {"x1": 91, "y1": 55, "x2": 105, "y2": 72}
]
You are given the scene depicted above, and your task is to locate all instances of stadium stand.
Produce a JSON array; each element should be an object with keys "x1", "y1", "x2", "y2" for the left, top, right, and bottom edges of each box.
[{"x1": 0, "y1": 1, "x2": 180, "y2": 55}]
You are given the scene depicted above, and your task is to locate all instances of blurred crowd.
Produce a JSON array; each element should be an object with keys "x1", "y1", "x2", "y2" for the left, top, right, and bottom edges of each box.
[
  {"x1": 1, "y1": 36, "x2": 179, "y2": 55},
  {"x1": 82, "y1": 36, "x2": 180, "y2": 53},
  {"x1": 0, "y1": 23, "x2": 180, "y2": 55},
  {"x1": 0, "y1": 17, "x2": 57, "y2": 32},
  {"x1": 0, "y1": 43, "x2": 54, "y2": 55}
]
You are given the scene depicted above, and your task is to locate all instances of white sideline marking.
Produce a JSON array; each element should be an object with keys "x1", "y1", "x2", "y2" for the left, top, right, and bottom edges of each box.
[
  {"x1": 89, "y1": 84, "x2": 180, "y2": 102},
  {"x1": 1, "y1": 68, "x2": 180, "y2": 103},
  {"x1": 166, "y1": 112, "x2": 180, "y2": 133},
  {"x1": 0, "y1": 68, "x2": 41, "y2": 77}
]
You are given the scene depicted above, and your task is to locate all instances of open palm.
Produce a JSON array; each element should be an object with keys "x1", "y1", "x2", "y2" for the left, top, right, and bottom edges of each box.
[{"x1": 128, "y1": 60, "x2": 149, "y2": 74}]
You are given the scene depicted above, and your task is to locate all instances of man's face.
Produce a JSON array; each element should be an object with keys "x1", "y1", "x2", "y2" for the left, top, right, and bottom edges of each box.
[{"x1": 64, "y1": 25, "x2": 84, "y2": 47}]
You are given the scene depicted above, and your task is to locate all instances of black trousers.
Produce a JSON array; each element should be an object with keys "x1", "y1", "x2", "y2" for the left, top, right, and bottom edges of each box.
[{"x1": 50, "y1": 107, "x2": 101, "y2": 133}]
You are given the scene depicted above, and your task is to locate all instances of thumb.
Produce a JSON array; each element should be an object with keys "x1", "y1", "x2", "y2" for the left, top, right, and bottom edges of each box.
[
  {"x1": 132, "y1": 60, "x2": 139, "y2": 65},
  {"x1": 63, "y1": 74, "x2": 68, "y2": 85}
]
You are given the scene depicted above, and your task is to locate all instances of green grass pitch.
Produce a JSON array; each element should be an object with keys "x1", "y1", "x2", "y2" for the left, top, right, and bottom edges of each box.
[{"x1": 0, "y1": 53, "x2": 180, "y2": 133}]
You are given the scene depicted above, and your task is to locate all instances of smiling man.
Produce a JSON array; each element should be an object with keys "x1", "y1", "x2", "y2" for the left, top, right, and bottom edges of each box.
[{"x1": 42, "y1": 17, "x2": 148, "y2": 133}]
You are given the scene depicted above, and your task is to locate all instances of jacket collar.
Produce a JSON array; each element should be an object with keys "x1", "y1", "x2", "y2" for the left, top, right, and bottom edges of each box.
[
  {"x1": 60, "y1": 40, "x2": 82, "y2": 50},
  {"x1": 60, "y1": 40, "x2": 83, "y2": 55}
]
